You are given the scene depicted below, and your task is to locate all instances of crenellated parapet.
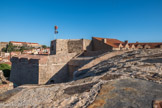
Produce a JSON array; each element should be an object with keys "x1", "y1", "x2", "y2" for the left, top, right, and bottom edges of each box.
[{"x1": 10, "y1": 55, "x2": 48, "y2": 65}]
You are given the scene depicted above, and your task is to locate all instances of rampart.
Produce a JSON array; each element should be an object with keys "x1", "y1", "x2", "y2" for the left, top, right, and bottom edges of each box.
[
  {"x1": 92, "y1": 37, "x2": 113, "y2": 51},
  {"x1": 50, "y1": 39, "x2": 92, "y2": 55},
  {"x1": 68, "y1": 57, "x2": 94, "y2": 79},
  {"x1": 10, "y1": 53, "x2": 76, "y2": 86}
]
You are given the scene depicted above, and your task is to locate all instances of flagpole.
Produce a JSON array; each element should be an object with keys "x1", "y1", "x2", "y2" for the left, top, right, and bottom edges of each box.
[{"x1": 54, "y1": 25, "x2": 58, "y2": 40}]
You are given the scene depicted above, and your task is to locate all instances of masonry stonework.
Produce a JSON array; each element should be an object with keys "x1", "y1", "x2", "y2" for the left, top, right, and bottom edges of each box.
[
  {"x1": 9, "y1": 37, "x2": 162, "y2": 87},
  {"x1": 50, "y1": 39, "x2": 68, "y2": 55},
  {"x1": 68, "y1": 40, "x2": 84, "y2": 54},
  {"x1": 39, "y1": 53, "x2": 76, "y2": 84},
  {"x1": 50, "y1": 39, "x2": 92, "y2": 55},
  {"x1": 10, "y1": 53, "x2": 76, "y2": 86},
  {"x1": 10, "y1": 57, "x2": 39, "y2": 86},
  {"x1": 82, "y1": 39, "x2": 92, "y2": 51},
  {"x1": 92, "y1": 37, "x2": 113, "y2": 51}
]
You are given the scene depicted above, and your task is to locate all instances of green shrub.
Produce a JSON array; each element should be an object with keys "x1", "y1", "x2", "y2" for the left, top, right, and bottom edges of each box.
[
  {"x1": 0, "y1": 64, "x2": 11, "y2": 77},
  {"x1": 42, "y1": 45, "x2": 47, "y2": 49}
]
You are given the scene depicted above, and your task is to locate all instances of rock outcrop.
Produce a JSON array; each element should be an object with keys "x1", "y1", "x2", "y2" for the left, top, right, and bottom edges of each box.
[
  {"x1": 0, "y1": 70, "x2": 6, "y2": 84},
  {"x1": 75, "y1": 49, "x2": 162, "y2": 84},
  {"x1": 89, "y1": 78, "x2": 162, "y2": 108},
  {"x1": 0, "y1": 49, "x2": 162, "y2": 108},
  {"x1": 0, "y1": 70, "x2": 13, "y2": 94}
]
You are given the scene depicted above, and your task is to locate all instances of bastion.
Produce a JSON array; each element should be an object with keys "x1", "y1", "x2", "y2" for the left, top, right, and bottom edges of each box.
[
  {"x1": 10, "y1": 53, "x2": 76, "y2": 86},
  {"x1": 10, "y1": 39, "x2": 93, "y2": 86}
]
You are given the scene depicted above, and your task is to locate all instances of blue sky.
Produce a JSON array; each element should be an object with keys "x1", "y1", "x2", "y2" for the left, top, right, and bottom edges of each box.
[{"x1": 0, "y1": 0, "x2": 162, "y2": 46}]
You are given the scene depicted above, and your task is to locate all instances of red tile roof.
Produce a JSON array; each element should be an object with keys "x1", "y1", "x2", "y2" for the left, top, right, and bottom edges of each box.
[
  {"x1": 128, "y1": 44, "x2": 135, "y2": 48},
  {"x1": 93, "y1": 37, "x2": 162, "y2": 49},
  {"x1": 129, "y1": 42, "x2": 162, "y2": 48},
  {"x1": 93, "y1": 37, "x2": 124, "y2": 48},
  {"x1": 10, "y1": 41, "x2": 39, "y2": 45}
]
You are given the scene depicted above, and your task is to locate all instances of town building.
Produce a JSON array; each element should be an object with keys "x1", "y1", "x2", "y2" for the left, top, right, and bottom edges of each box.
[
  {"x1": 92, "y1": 37, "x2": 124, "y2": 51},
  {"x1": 0, "y1": 42, "x2": 8, "y2": 51},
  {"x1": 93, "y1": 37, "x2": 162, "y2": 50},
  {"x1": 10, "y1": 41, "x2": 42, "y2": 48},
  {"x1": 0, "y1": 51, "x2": 21, "y2": 65},
  {"x1": 23, "y1": 48, "x2": 50, "y2": 55},
  {"x1": 129, "y1": 42, "x2": 162, "y2": 49}
]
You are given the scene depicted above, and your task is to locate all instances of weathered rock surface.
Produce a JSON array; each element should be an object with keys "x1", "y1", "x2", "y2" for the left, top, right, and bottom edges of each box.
[
  {"x1": 75, "y1": 49, "x2": 162, "y2": 84},
  {"x1": 88, "y1": 78, "x2": 162, "y2": 108},
  {"x1": 0, "y1": 80, "x2": 102, "y2": 108},
  {"x1": 0, "y1": 49, "x2": 162, "y2": 108},
  {"x1": 0, "y1": 70, "x2": 6, "y2": 84},
  {"x1": 0, "y1": 70, "x2": 13, "y2": 94}
]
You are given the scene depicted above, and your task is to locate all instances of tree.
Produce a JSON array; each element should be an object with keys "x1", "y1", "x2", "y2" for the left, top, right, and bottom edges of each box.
[
  {"x1": 42, "y1": 45, "x2": 47, "y2": 49},
  {"x1": 1, "y1": 48, "x2": 6, "y2": 52},
  {"x1": 6, "y1": 42, "x2": 14, "y2": 53},
  {"x1": 20, "y1": 46, "x2": 25, "y2": 53}
]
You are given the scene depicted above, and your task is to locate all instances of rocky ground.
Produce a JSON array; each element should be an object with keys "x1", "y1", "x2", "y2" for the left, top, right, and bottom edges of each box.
[
  {"x1": 0, "y1": 70, "x2": 6, "y2": 85},
  {"x1": 0, "y1": 49, "x2": 162, "y2": 108},
  {"x1": 0, "y1": 70, "x2": 13, "y2": 94},
  {"x1": 75, "y1": 49, "x2": 162, "y2": 83}
]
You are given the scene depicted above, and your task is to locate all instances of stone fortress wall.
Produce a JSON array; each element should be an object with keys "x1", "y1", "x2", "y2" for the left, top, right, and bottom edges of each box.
[
  {"x1": 9, "y1": 38, "x2": 125, "y2": 86},
  {"x1": 10, "y1": 53, "x2": 76, "y2": 86},
  {"x1": 39, "y1": 53, "x2": 76, "y2": 84},
  {"x1": 10, "y1": 37, "x2": 162, "y2": 86},
  {"x1": 50, "y1": 39, "x2": 68, "y2": 55},
  {"x1": 92, "y1": 37, "x2": 113, "y2": 51},
  {"x1": 10, "y1": 57, "x2": 40, "y2": 86},
  {"x1": 10, "y1": 39, "x2": 93, "y2": 86},
  {"x1": 50, "y1": 39, "x2": 92, "y2": 55}
]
